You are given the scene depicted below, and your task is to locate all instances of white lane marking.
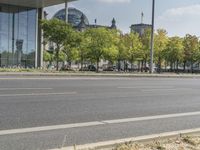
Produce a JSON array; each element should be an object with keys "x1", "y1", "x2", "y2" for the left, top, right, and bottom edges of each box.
[
  {"x1": 0, "y1": 111, "x2": 200, "y2": 136},
  {"x1": 118, "y1": 86, "x2": 174, "y2": 89},
  {"x1": 51, "y1": 128, "x2": 200, "y2": 150},
  {"x1": 0, "y1": 92, "x2": 77, "y2": 97},
  {"x1": 102, "y1": 111, "x2": 200, "y2": 124},
  {"x1": 0, "y1": 122, "x2": 103, "y2": 136},
  {"x1": 0, "y1": 77, "x2": 140, "y2": 80},
  {"x1": 142, "y1": 88, "x2": 192, "y2": 92},
  {"x1": 0, "y1": 88, "x2": 53, "y2": 91}
]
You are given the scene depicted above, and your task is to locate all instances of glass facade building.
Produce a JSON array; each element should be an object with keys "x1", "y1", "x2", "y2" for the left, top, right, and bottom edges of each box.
[
  {"x1": 0, "y1": 0, "x2": 75, "y2": 68},
  {"x1": 0, "y1": 4, "x2": 37, "y2": 68}
]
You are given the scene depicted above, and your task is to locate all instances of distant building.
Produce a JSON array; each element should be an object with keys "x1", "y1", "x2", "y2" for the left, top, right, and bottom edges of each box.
[
  {"x1": 130, "y1": 12, "x2": 151, "y2": 36},
  {"x1": 53, "y1": 7, "x2": 90, "y2": 27},
  {"x1": 53, "y1": 8, "x2": 117, "y2": 32},
  {"x1": 130, "y1": 23, "x2": 151, "y2": 36}
]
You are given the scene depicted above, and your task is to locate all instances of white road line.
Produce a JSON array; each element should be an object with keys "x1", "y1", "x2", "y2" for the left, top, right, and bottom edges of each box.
[
  {"x1": 102, "y1": 111, "x2": 200, "y2": 124},
  {"x1": 0, "y1": 122, "x2": 103, "y2": 136},
  {"x1": 0, "y1": 77, "x2": 137, "y2": 80},
  {"x1": 118, "y1": 86, "x2": 174, "y2": 89},
  {"x1": 0, "y1": 88, "x2": 53, "y2": 91},
  {"x1": 0, "y1": 92, "x2": 77, "y2": 97},
  {"x1": 142, "y1": 88, "x2": 192, "y2": 92},
  {"x1": 51, "y1": 128, "x2": 200, "y2": 150},
  {"x1": 0, "y1": 111, "x2": 200, "y2": 136}
]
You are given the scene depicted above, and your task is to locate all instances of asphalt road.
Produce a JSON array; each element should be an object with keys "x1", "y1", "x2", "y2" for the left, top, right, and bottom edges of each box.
[{"x1": 0, "y1": 76, "x2": 200, "y2": 150}]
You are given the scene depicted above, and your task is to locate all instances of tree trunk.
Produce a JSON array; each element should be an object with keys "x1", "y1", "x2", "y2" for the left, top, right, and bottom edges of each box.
[
  {"x1": 56, "y1": 47, "x2": 59, "y2": 71},
  {"x1": 144, "y1": 59, "x2": 147, "y2": 72},
  {"x1": 174, "y1": 63, "x2": 176, "y2": 72},
  {"x1": 191, "y1": 61, "x2": 193, "y2": 73},
  {"x1": 183, "y1": 61, "x2": 186, "y2": 72},
  {"x1": 131, "y1": 63, "x2": 133, "y2": 72},
  {"x1": 138, "y1": 61, "x2": 140, "y2": 72},
  {"x1": 118, "y1": 59, "x2": 121, "y2": 72},
  {"x1": 158, "y1": 56, "x2": 161, "y2": 73},
  {"x1": 176, "y1": 60, "x2": 179, "y2": 73},
  {"x1": 141, "y1": 60, "x2": 144, "y2": 72},
  {"x1": 96, "y1": 58, "x2": 99, "y2": 73},
  {"x1": 170, "y1": 62, "x2": 173, "y2": 72}
]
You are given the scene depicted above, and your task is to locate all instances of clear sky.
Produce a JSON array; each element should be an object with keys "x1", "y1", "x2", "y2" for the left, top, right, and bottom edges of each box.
[{"x1": 45, "y1": 0, "x2": 200, "y2": 37}]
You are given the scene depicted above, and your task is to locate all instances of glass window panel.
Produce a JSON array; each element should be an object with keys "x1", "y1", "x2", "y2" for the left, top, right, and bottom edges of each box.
[{"x1": 0, "y1": 4, "x2": 37, "y2": 68}]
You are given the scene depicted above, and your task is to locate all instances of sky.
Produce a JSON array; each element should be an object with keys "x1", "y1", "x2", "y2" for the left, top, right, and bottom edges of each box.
[{"x1": 45, "y1": 0, "x2": 200, "y2": 37}]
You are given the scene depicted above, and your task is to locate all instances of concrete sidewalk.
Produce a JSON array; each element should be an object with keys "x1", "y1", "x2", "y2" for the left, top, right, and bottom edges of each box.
[
  {"x1": 50, "y1": 128, "x2": 200, "y2": 150},
  {"x1": 0, "y1": 72, "x2": 200, "y2": 78}
]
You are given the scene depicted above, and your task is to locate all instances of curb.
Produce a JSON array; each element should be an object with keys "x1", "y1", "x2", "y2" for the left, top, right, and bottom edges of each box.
[
  {"x1": 50, "y1": 128, "x2": 200, "y2": 150},
  {"x1": 0, "y1": 72, "x2": 200, "y2": 78}
]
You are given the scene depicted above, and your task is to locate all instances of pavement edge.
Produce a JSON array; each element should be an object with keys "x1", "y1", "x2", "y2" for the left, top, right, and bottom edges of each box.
[{"x1": 50, "y1": 128, "x2": 200, "y2": 150}]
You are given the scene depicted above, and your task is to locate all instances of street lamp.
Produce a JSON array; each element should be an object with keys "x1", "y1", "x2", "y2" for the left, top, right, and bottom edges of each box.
[{"x1": 150, "y1": 0, "x2": 155, "y2": 73}]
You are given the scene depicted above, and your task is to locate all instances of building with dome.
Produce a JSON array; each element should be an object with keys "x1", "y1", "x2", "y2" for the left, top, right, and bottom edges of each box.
[
  {"x1": 53, "y1": 8, "x2": 117, "y2": 32},
  {"x1": 53, "y1": 7, "x2": 90, "y2": 27}
]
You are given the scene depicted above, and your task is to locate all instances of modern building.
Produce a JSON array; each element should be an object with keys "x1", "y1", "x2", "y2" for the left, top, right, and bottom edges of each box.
[{"x1": 0, "y1": 0, "x2": 74, "y2": 68}]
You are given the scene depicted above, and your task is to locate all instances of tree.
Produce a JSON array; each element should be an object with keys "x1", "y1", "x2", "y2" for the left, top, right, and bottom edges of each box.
[
  {"x1": 140, "y1": 28, "x2": 151, "y2": 72},
  {"x1": 154, "y1": 29, "x2": 168, "y2": 73},
  {"x1": 124, "y1": 33, "x2": 142, "y2": 71},
  {"x1": 183, "y1": 34, "x2": 200, "y2": 72},
  {"x1": 116, "y1": 34, "x2": 129, "y2": 71},
  {"x1": 104, "y1": 29, "x2": 120, "y2": 65},
  {"x1": 77, "y1": 32, "x2": 90, "y2": 70},
  {"x1": 85, "y1": 28, "x2": 117, "y2": 72},
  {"x1": 62, "y1": 29, "x2": 81, "y2": 68},
  {"x1": 41, "y1": 19, "x2": 74, "y2": 71},
  {"x1": 164, "y1": 36, "x2": 184, "y2": 72}
]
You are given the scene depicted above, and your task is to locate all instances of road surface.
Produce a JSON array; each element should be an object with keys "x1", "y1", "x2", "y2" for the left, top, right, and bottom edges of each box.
[{"x1": 0, "y1": 76, "x2": 200, "y2": 150}]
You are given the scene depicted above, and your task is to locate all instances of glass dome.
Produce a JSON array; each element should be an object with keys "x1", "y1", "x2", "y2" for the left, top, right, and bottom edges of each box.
[{"x1": 53, "y1": 7, "x2": 89, "y2": 27}]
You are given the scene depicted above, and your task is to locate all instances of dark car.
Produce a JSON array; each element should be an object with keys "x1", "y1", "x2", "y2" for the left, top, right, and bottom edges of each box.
[{"x1": 79, "y1": 65, "x2": 96, "y2": 71}]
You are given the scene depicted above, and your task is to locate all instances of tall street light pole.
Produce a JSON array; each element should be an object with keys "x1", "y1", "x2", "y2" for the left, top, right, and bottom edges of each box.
[
  {"x1": 65, "y1": 0, "x2": 68, "y2": 23},
  {"x1": 150, "y1": 0, "x2": 155, "y2": 73}
]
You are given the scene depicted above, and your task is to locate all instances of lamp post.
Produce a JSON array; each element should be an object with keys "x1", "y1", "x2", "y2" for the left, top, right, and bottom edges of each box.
[
  {"x1": 65, "y1": 0, "x2": 68, "y2": 23},
  {"x1": 150, "y1": 0, "x2": 155, "y2": 73}
]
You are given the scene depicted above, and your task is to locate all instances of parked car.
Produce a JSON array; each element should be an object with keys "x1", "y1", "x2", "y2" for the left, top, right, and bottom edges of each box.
[{"x1": 79, "y1": 65, "x2": 96, "y2": 71}]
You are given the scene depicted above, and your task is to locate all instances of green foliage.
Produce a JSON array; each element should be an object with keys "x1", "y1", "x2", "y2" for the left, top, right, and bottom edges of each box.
[
  {"x1": 154, "y1": 29, "x2": 169, "y2": 72},
  {"x1": 104, "y1": 29, "x2": 120, "y2": 63},
  {"x1": 43, "y1": 51, "x2": 53, "y2": 62},
  {"x1": 183, "y1": 34, "x2": 200, "y2": 63},
  {"x1": 141, "y1": 28, "x2": 151, "y2": 62},
  {"x1": 56, "y1": 51, "x2": 67, "y2": 62},
  {"x1": 154, "y1": 29, "x2": 168, "y2": 61},
  {"x1": 164, "y1": 36, "x2": 184, "y2": 64},
  {"x1": 84, "y1": 27, "x2": 118, "y2": 72},
  {"x1": 41, "y1": 19, "x2": 74, "y2": 70},
  {"x1": 124, "y1": 33, "x2": 142, "y2": 64},
  {"x1": 41, "y1": 19, "x2": 200, "y2": 73}
]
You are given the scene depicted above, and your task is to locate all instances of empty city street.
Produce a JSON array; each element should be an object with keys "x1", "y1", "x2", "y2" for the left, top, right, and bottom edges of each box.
[{"x1": 0, "y1": 76, "x2": 200, "y2": 150}]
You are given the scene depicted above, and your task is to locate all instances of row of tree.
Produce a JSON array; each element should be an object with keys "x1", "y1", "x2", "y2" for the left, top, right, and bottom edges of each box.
[{"x1": 42, "y1": 19, "x2": 200, "y2": 73}]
